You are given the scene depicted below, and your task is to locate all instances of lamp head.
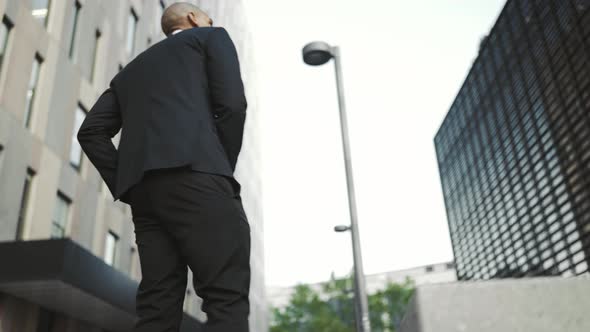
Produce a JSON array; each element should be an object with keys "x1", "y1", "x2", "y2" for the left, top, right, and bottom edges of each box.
[
  {"x1": 334, "y1": 225, "x2": 351, "y2": 232},
  {"x1": 302, "y1": 41, "x2": 334, "y2": 66}
]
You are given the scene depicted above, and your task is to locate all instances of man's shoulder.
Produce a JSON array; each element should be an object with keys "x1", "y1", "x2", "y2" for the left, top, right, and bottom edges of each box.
[{"x1": 182, "y1": 26, "x2": 229, "y2": 40}]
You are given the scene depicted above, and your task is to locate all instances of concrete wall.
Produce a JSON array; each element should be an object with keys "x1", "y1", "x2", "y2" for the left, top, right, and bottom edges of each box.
[{"x1": 400, "y1": 276, "x2": 590, "y2": 332}]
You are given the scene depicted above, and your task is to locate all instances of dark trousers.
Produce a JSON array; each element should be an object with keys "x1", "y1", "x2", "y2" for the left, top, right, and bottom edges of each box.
[{"x1": 128, "y1": 166, "x2": 251, "y2": 332}]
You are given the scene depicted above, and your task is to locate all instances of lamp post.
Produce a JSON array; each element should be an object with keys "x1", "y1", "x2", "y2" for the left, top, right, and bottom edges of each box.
[{"x1": 303, "y1": 41, "x2": 371, "y2": 332}]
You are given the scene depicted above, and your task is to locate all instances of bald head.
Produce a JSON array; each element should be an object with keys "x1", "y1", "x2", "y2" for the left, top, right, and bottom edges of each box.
[{"x1": 161, "y1": 2, "x2": 212, "y2": 36}]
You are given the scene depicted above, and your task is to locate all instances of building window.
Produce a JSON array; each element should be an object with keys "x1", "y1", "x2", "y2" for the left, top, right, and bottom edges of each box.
[
  {"x1": 0, "y1": 16, "x2": 14, "y2": 76},
  {"x1": 104, "y1": 230, "x2": 119, "y2": 266},
  {"x1": 183, "y1": 289, "x2": 192, "y2": 312},
  {"x1": 68, "y1": 1, "x2": 81, "y2": 59},
  {"x1": 24, "y1": 54, "x2": 43, "y2": 129},
  {"x1": 156, "y1": 1, "x2": 165, "y2": 35},
  {"x1": 51, "y1": 192, "x2": 70, "y2": 238},
  {"x1": 126, "y1": 9, "x2": 138, "y2": 55},
  {"x1": 129, "y1": 246, "x2": 137, "y2": 275},
  {"x1": 425, "y1": 265, "x2": 434, "y2": 272},
  {"x1": 89, "y1": 29, "x2": 101, "y2": 81},
  {"x1": 31, "y1": 0, "x2": 51, "y2": 27},
  {"x1": 69, "y1": 104, "x2": 86, "y2": 169},
  {"x1": 16, "y1": 168, "x2": 35, "y2": 240}
]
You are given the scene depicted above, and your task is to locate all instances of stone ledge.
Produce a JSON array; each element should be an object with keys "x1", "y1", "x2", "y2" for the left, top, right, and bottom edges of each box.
[{"x1": 400, "y1": 275, "x2": 590, "y2": 332}]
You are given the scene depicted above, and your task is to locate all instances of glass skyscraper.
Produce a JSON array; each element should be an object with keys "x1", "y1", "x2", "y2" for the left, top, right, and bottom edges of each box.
[{"x1": 435, "y1": 0, "x2": 589, "y2": 280}]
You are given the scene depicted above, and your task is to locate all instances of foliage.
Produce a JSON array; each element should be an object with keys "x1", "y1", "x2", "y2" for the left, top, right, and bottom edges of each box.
[
  {"x1": 368, "y1": 278, "x2": 415, "y2": 330},
  {"x1": 270, "y1": 274, "x2": 415, "y2": 332}
]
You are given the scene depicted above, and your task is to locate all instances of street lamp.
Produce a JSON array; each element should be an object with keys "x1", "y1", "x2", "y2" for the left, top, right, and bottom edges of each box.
[
  {"x1": 303, "y1": 41, "x2": 371, "y2": 332},
  {"x1": 334, "y1": 225, "x2": 351, "y2": 232}
]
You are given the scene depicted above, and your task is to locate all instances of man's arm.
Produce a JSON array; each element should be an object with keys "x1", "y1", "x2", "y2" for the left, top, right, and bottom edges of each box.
[
  {"x1": 206, "y1": 27, "x2": 247, "y2": 172},
  {"x1": 77, "y1": 87, "x2": 122, "y2": 201}
]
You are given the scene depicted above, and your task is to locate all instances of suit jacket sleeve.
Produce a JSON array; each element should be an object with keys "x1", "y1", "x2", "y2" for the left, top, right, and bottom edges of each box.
[
  {"x1": 77, "y1": 87, "x2": 125, "y2": 203},
  {"x1": 205, "y1": 27, "x2": 248, "y2": 172}
]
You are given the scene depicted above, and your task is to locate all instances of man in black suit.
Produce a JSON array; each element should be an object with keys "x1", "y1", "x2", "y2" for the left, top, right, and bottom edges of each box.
[{"x1": 77, "y1": 2, "x2": 250, "y2": 331}]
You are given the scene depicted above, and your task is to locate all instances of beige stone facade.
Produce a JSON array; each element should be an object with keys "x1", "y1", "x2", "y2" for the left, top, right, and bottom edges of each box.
[{"x1": 0, "y1": 0, "x2": 266, "y2": 331}]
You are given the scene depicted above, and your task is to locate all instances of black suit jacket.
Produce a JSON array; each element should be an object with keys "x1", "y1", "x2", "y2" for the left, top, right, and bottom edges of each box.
[{"x1": 77, "y1": 27, "x2": 247, "y2": 205}]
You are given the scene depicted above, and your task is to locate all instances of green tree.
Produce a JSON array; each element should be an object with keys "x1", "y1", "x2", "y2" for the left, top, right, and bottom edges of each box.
[
  {"x1": 270, "y1": 274, "x2": 415, "y2": 332},
  {"x1": 368, "y1": 278, "x2": 415, "y2": 331}
]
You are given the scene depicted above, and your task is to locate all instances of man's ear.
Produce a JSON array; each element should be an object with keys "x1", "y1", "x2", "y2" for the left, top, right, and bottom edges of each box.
[{"x1": 188, "y1": 11, "x2": 199, "y2": 27}]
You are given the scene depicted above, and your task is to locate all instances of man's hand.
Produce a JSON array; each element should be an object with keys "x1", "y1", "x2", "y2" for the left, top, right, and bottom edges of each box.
[{"x1": 77, "y1": 88, "x2": 123, "y2": 202}]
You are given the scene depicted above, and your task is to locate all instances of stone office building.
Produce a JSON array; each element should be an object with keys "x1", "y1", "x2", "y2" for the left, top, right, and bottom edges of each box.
[
  {"x1": 435, "y1": 0, "x2": 589, "y2": 280},
  {"x1": 0, "y1": 1, "x2": 266, "y2": 331}
]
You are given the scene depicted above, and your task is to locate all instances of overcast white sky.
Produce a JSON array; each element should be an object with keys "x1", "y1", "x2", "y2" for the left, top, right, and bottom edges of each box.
[{"x1": 244, "y1": 0, "x2": 506, "y2": 287}]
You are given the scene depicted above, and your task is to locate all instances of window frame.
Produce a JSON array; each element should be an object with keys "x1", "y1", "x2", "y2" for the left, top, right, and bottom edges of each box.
[
  {"x1": 51, "y1": 191, "x2": 71, "y2": 239},
  {"x1": 16, "y1": 168, "x2": 36, "y2": 240},
  {"x1": 0, "y1": 16, "x2": 14, "y2": 76},
  {"x1": 68, "y1": 0, "x2": 82, "y2": 59},
  {"x1": 104, "y1": 230, "x2": 119, "y2": 266},
  {"x1": 24, "y1": 53, "x2": 44, "y2": 129},
  {"x1": 31, "y1": 0, "x2": 52, "y2": 27},
  {"x1": 69, "y1": 103, "x2": 87, "y2": 170},
  {"x1": 89, "y1": 29, "x2": 101, "y2": 82},
  {"x1": 126, "y1": 8, "x2": 138, "y2": 55}
]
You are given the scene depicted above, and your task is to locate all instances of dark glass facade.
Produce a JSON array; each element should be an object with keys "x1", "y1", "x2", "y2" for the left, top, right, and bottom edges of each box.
[{"x1": 435, "y1": 0, "x2": 590, "y2": 280}]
